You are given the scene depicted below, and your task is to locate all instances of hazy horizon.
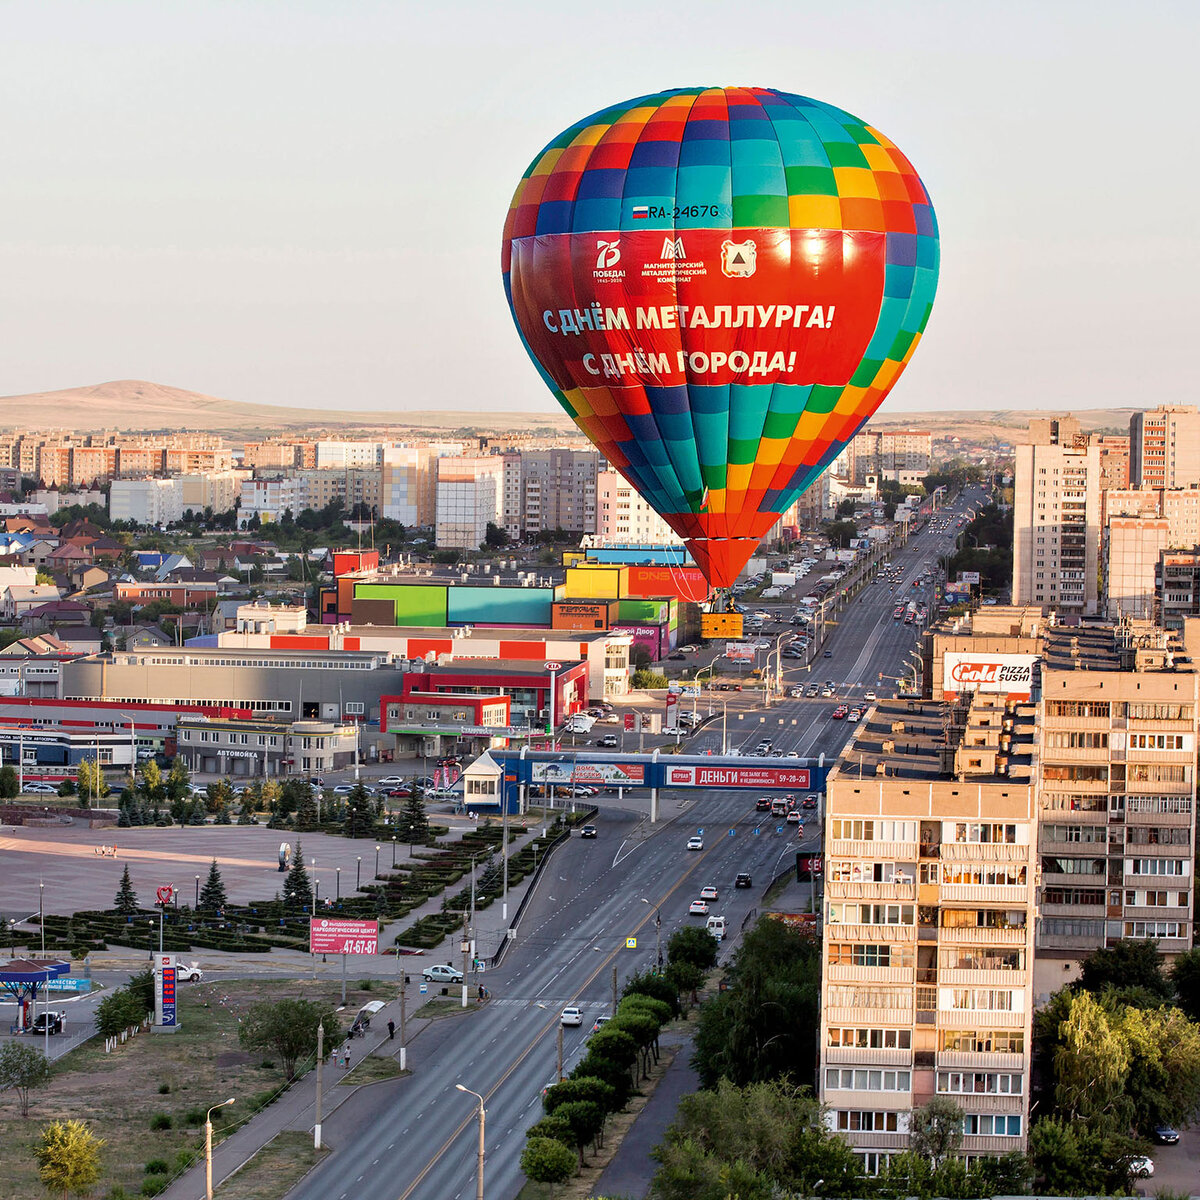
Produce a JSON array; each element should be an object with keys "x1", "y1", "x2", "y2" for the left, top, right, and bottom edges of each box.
[{"x1": 4, "y1": 1, "x2": 1198, "y2": 417}]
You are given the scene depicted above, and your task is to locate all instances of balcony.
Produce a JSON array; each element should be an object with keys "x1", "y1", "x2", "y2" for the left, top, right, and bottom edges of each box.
[
  {"x1": 830, "y1": 840, "x2": 920, "y2": 860},
  {"x1": 826, "y1": 1006, "x2": 915, "y2": 1026},
  {"x1": 939, "y1": 968, "x2": 1029, "y2": 987},
  {"x1": 937, "y1": 1008, "x2": 1026, "y2": 1029},
  {"x1": 827, "y1": 965, "x2": 913, "y2": 984},
  {"x1": 826, "y1": 923, "x2": 917, "y2": 942},
  {"x1": 938, "y1": 926, "x2": 1030, "y2": 946},
  {"x1": 940, "y1": 884, "x2": 1031, "y2": 904},
  {"x1": 823, "y1": 1047, "x2": 913, "y2": 1067},
  {"x1": 938, "y1": 1050, "x2": 1025, "y2": 1071},
  {"x1": 940, "y1": 843, "x2": 1032, "y2": 863},
  {"x1": 826, "y1": 882, "x2": 919, "y2": 902}
]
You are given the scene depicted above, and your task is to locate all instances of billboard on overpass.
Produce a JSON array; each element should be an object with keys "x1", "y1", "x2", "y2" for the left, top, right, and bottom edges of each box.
[
  {"x1": 664, "y1": 764, "x2": 811, "y2": 789},
  {"x1": 309, "y1": 918, "x2": 379, "y2": 956},
  {"x1": 531, "y1": 761, "x2": 645, "y2": 786}
]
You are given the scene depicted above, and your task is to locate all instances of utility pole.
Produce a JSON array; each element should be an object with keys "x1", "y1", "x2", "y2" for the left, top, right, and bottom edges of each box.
[
  {"x1": 314, "y1": 1021, "x2": 324, "y2": 1149},
  {"x1": 611, "y1": 964, "x2": 617, "y2": 1014},
  {"x1": 399, "y1": 974, "x2": 407, "y2": 1071},
  {"x1": 557, "y1": 1023, "x2": 564, "y2": 1082},
  {"x1": 461, "y1": 911, "x2": 471, "y2": 1008}
]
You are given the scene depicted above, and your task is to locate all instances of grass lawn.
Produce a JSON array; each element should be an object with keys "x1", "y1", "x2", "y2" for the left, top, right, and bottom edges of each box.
[
  {"x1": 215, "y1": 1131, "x2": 327, "y2": 1200},
  {"x1": 0, "y1": 976, "x2": 390, "y2": 1200}
]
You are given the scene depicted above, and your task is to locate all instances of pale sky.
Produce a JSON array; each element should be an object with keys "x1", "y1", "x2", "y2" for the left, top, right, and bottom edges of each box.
[{"x1": 3, "y1": 0, "x2": 1198, "y2": 416}]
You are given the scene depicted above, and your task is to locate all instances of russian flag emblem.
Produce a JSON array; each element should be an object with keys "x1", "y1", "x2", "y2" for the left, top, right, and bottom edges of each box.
[{"x1": 631, "y1": 205, "x2": 649, "y2": 219}]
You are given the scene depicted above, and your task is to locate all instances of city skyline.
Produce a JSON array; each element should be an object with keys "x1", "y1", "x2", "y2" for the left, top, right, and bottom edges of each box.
[{"x1": 5, "y1": 2, "x2": 1198, "y2": 416}]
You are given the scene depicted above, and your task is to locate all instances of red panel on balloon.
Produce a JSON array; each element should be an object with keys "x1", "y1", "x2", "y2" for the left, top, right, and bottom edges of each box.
[{"x1": 508, "y1": 229, "x2": 886, "y2": 391}]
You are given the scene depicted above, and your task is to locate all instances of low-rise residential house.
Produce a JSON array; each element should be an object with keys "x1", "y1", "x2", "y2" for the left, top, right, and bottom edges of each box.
[
  {"x1": 19, "y1": 599, "x2": 93, "y2": 633},
  {"x1": 2, "y1": 583, "x2": 63, "y2": 620},
  {"x1": 51, "y1": 625, "x2": 103, "y2": 654}
]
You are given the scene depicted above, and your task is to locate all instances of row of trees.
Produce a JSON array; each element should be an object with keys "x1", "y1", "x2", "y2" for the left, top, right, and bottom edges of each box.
[
  {"x1": 113, "y1": 860, "x2": 226, "y2": 917},
  {"x1": 521, "y1": 967, "x2": 684, "y2": 1194}
]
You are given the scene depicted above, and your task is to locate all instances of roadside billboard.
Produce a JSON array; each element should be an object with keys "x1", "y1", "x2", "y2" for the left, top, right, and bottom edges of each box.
[
  {"x1": 701, "y1": 612, "x2": 743, "y2": 639},
  {"x1": 309, "y1": 918, "x2": 380, "y2": 956},
  {"x1": 664, "y1": 764, "x2": 811, "y2": 789},
  {"x1": 724, "y1": 642, "x2": 756, "y2": 663},
  {"x1": 944, "y1": 581, "x2": 970, "y2": 598},
  {"x1": 959, "y1": 571, "x2": 981, "y2": 584},
  {"x1": 942, "y1": 652, "x2": 1037, "y2": 702},
  {"x1": 531, "y1": 760, "x2": 645, "y2": 786},
  {"x1": 155, "y1": 954, "x2": 177, "y2": 1028}
]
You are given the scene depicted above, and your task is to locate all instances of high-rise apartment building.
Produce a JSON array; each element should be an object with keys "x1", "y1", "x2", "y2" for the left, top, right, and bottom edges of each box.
[
  {"x1": 109, "y1": 478, "x2": 184, "y2": 526},
  {"x1": 1035, "y1": 620, "x2": 1198, "y2": 996},
  {"x1": 594, "y1": 470, "x2": 684, "y2": 546},
  {"x1": 434, "y1": 456, "x2": 503, "y2": 549},
  {"x1": 1012, "y1": 423, "x2": 1100, "y2": 615},
  {"x1": 1157, "y1": 551, "x2": 1200, "y2": 631},
  {"x1": 520, "y1": 450, "x2": 599, "y2": 536},
  {"x1": 1104, "y1": 517, "x2": 1172, "y2": 620},
  {"x1": 848, "y1": 429, "x2": 932, "y2": 485},
  {"x1": 1094, "y1": 435, "x2": 1131, "y2": 490},
  {"x1": 1130, "y1": 405, "x2": 1200, "y2": 489},
  {"x1": 821, "y1": 694, "x2": 1038, "y2": 1169}
]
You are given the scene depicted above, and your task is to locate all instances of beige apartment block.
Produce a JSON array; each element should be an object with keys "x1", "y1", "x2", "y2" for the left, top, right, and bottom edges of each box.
[
  {"x1": 821, "y1": 695, "x2": 1038, "y2": 1170},
  {"x1": 1035, "y1": 620, "x2": 1198, "y2": 996},
  {"x1": 1130, "y1": 405, "x2": 1200, "y2": 489},
  {"x1": 1012, "y1": 431, "x2": 1100, "y2": 614}
]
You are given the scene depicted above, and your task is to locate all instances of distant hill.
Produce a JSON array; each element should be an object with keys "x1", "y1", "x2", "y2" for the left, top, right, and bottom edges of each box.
[
  {"x1": 0, "y1": 379, "x2": 1137, "y2": 442},
  {"x1": 0, "y1": 380, "x2": 576, "y2": 437}
]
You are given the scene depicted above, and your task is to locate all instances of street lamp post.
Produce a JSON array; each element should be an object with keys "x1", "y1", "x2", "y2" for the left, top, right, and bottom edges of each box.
[
  {"x1": 195, "y1": 875, "x2": 200, "y2": 909},
  {"x1": 356, "y1": 857, "x2": 361, "y2": 891},
  {"x1": 205, "y1": 1097, "x2": 236, "y2": 1200},
  {"x1": 455, "y1": 1084, "x2": 486, "y2": 1200},
  {"x1": 374, "y1": 844, "x2": 380, "y2": 879},
  {"x1": 641, "y1": 898, "x2": 663, "y2": 968},
  {"x1": 391, "y1": 835, "x2": 397, "y2": 868},
  {"x1": 335, "y1": 867, "x2": 341, "y2": 903}
]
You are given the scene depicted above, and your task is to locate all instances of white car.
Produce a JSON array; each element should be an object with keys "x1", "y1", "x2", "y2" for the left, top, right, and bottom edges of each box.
[
  {"x1": 561, "y1": 1006, "x2": 583, "y2": 1027},
  {"x1": 688, "y1": 899, "x2": 709, "y2": 915},
  {"x1": 1126, "y1": 1156, "x2": 1154, "y2": 1178},
  {"x1": 422, "y1": 964, "x2": 464, "y2": 983},
  {"x1": 700, "y1": 885, "x2": 719, "y2": 901},
  {"x1": 864, "y1": 690, "x2": 878, "y2": 701},
  {"x1": 376, "y1": 775, "x2": 408, "y2": 787},
  {"x1": 175, "y1": 963, "x2": 203, "y2": 982},
  {"x1": 687, "y1": 836, "x2": 704, "y2": 851}
]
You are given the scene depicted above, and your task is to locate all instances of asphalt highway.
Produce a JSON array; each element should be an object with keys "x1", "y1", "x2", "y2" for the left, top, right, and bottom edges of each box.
[{"x1": 289, "y1": 495, "x2": 982, "y2": 1200}]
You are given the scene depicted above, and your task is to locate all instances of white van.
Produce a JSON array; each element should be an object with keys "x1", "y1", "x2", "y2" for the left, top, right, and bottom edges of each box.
[{"x1": 706, "y1": 915, "x2": 726, "y2": 940}]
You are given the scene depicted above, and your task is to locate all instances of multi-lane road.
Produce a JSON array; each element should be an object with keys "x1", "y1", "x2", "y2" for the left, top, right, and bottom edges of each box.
[{"x1": 292, "y1": 494, "x2": 980, "y2": 1200}]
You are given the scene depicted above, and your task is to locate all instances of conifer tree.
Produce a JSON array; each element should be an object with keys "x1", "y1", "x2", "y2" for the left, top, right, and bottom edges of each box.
[
  {"x1": 198, "y1": 859, "x2": 227, "y2": 913},
  {"x1": 283, "y1": 841, "x2": 312, "y2": 909},
  {"x1": 114, "y1": 865, "x2": 138, "y2": 915}
]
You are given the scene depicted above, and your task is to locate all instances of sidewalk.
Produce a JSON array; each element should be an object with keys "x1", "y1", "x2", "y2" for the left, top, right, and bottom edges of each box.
[{"x1": 156, "y1": 820, "x2": 568, "y2": 1200}]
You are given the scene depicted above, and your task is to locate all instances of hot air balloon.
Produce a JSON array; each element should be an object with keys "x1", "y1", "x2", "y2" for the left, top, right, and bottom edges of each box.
[{"x1": 502, "y1": 87, "x2": 939, "y2": 589}]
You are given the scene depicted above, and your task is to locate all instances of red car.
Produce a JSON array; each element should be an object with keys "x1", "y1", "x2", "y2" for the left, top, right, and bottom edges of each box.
[{"x1": 832, "y1": 705, "x2": 849, "y2": 720}]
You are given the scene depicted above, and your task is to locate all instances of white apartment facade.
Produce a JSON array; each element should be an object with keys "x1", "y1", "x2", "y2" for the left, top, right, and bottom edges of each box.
[
  {"x1": 594, "y1": 470, "x2": 684, "y2": 546},
  {"x1": 239, "y1": 476, "x2": 306, "y2": 526},
  {"x1": 109, "y1": 478, "x2": 184, "y2": 527},
  {"x1": 1012, "y1": 435, "x2": 1101, "y2": 614}
]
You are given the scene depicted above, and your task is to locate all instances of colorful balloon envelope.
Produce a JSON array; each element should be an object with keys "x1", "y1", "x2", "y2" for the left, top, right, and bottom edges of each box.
[{"x1": 502, "y1": 86, "x2": 939, "y2": 588}]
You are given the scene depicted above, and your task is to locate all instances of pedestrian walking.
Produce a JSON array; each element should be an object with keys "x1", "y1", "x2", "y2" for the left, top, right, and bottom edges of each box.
[
  {"x1": 387, "y1": 1019, "x2": 395, "y2": 1040},
  {"x1": 343, "y1": 1047, "x2": 352, "y2": 1071}
]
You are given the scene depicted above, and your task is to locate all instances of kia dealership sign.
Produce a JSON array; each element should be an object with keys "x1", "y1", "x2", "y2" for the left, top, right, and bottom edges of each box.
[
  {"x1": 309, "y1": 918, "x2": 379, "y2": 956},
  {"x1": 943, "y1": 652, "x2": 1037, "y2": 701},
  {"x1": 667, "y1": 764, "x2": 811, "y2": 789}
]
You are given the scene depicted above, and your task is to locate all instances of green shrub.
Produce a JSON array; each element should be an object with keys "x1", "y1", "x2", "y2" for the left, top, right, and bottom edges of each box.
[
  {"x1": 140, "y1": 1177, "x2": 168, "y2": 1197},
  {"x1": 174, "y1": 1147, "x2": 198, "y2": 1172},
  {"x1": 183, "y1": 1107, "x2": 204, "y2": 1126},
  {"x1": 105, "y1": 1187, "x2": 135, "y2": 1200},
  {"x1": 157, "y1": 1083, "x2": 170, "y2": 1095},
  {"x1": 149, "y1": 1113, "x2": 172, "y2": 1131},
  {"x1": 143, "y1": 1159, "x2": 169, "y2": 1175}
]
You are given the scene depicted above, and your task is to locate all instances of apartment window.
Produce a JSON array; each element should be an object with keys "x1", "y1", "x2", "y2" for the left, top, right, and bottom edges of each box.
[
  {"x1": 1129, "y1": 858, "x2": 1187, "y2": 876},
  {"x1": 951, "y1": 989, "x2": 1017, "y2": 1011},
  {"x1": 827, "y1": 1027, "x2": 911, "y2": 1049},
  {"x1": 828, "y1": 944, "x2": 914, "y2": 968},
  {"x1": 941, "y1": 1030, "x2": 1024, "y2": 1053},
  {"x1": 942, "y1": 909, "x2": 1025, "y2": 930},
  {"x1": 963, "y1": 1114, "x2": 1021, "y2": 1137},
  {"x1": 826, "y1": 1069, "x2": 911, "y2": 1092},
  {"x1": 1046, "y1": 700, "x2": 1112, "y2": 718},
  {"x1": 830, "y1": 819, "x2": 917, "y2": 842},
  {"x1": 938, "y1": 1072, "x2": 1023, "y2": 1095},
  {"x1": 1043, "y1": 887, "x2": 1105, "y2": 906},
  {"x1": 835, "y1": 1111, "x2": 900, "y2": 1133},
  {"x1": 954, "y1": 823, "x2": 1017, "y2": 844},
  {"x1": 1125, "y1": 920, "x2": 1183, "y2": 938}
]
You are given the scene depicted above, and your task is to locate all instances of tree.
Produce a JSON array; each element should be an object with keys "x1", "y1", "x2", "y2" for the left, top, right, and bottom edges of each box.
[
  {"x1": 237, "y1": 997, "x2": 336, "y2": 1080},
  {"x1": 113, "y1": 864, "x2": 138, "y2": 915},
  {"x1": 1053, "y1": 990, "x2": 1131, "y2": 1123},
  {"x1": 0, "y1": 1041, "x2": 51, "y2": 1117},
  {"x1": 520, "y1": 1136, "x2": 576, "y2": 1197},
  {"x1": 293, "y1": 782, "x2": 320, "y2": 832},
  {"x1": 283, "y1": 841, "x2": 313, "y2": 910},
  {"x1": 75, "y1": 758, "x2": 109, "y2": 800},
  {"x1": 399, "y1": 792, "x2": 429, "y2": 847},
  {"x1": 554, "y1": 1099, "x2": 604, "y2": 1165},
  {"x1": 0, "y1": 765, "x2": 17, "y2": 798},
  {"x1": 622, "y1": 969, "x2": 680, "y2": 1018},
  {"x1": 1171, "y1": 947, "x2": 1200, "y2": 1023},
  {"x1": 166, "y1": 757, "x2": 191, "y2": 801},
  {"x1": 822, "y1": 518, "x2": 858, "y2": 549},
  {"x1": 691, "y1": 916, "x2": 820, "y2": 1089},
  {"x1": 57, "y1": 777, "x2": 78, "y2": 799},
  {"x1": 34, "y1": 1119, "x2": 105, "y2": 1196},
  {"x1": 198, "y1": 859, "x2": 227, "y2": 913},
  {"x1": 484, "y1": 521, "x2": 508, "y2": 549},
  {"x1": 135, "y1": 759, "x2": 165, "y2": 802},
  {"x1": 542, "y1": 1076, "x2": 618, "y2": 1122},
  {"x1": 666, "y1": 926, "x2": 718, "y2": 972},
  {"x1": 343, "y1": 782, "x2": 375, "y2": 839},
  {"x1": 908, "y1": 1096, "x2": 963, "y2": 1166},
  {"x1": 204, "y1": 778, "x2": 234, "y2": 816},
  {"x1": 1078, "y1": 938, "x2": 1171, "y2": 1000}
]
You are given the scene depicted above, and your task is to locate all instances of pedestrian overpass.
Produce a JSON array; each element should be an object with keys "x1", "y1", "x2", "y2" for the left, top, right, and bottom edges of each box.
[{"x1": 466, "y1": 748, "x2": 828, "y2": 821}]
